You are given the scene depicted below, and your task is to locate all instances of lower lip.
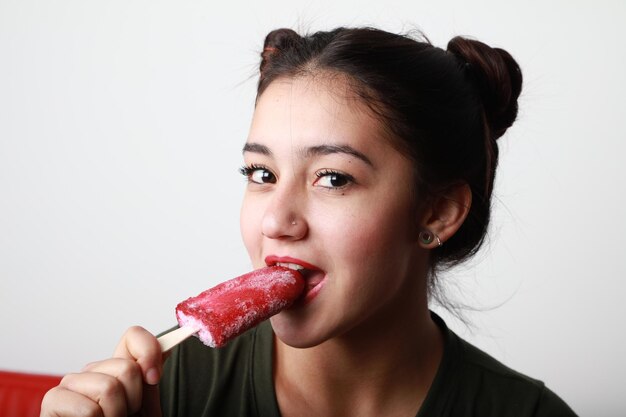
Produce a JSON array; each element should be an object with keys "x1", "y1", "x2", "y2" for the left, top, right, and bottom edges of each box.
[{"x1": 299, "y1": 275, "x2": 326, "y2": 305}]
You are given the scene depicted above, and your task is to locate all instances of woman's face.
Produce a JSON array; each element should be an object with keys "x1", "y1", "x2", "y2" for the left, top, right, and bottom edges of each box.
[{"x1": 240, "y1": 76, "x2": 425, "y2": 348}]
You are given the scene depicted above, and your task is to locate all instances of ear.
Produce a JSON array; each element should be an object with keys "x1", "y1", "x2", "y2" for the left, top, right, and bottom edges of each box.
[{"x1": 418, "y1": 183, "x2": 472, "y2": 248}]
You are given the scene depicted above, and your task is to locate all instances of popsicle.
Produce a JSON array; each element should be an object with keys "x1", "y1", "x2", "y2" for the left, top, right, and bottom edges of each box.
[{"x1": 158, "y1": 266, "x2": 304, "y2": 351}]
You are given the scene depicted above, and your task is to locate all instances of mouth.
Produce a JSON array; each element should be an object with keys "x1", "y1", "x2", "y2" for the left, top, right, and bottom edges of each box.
[
  {"x1": 265, "y1": 256, "x2": 326, "y2": 304},
  {"x1": 274, "y1": 262, "x2": 305, "y2": 271}
]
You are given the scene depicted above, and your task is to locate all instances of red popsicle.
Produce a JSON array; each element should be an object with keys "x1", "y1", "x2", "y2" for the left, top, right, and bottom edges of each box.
[{"x1": 171, "y1": 266, "x2": 304, "y2": 348}]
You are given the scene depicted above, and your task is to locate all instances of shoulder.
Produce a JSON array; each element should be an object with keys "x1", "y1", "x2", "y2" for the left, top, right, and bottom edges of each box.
[
  {"x1": 426, "y1": 313, "x2": 578, "y2": 417},
  {"x1": 461, "y1": 338, "x2": 575, "y2": 414},
  {"x1": 159, "y1": 321, "x2": 278, "y2": 417}
]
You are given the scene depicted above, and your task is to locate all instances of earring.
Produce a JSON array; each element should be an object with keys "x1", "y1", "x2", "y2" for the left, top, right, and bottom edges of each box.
[
  {"x1": 291, "y1": 220, "x2": 297, "y2": 225},
  {"x1": 419, "y1": 230, "x2": 442, "y2": 247}
]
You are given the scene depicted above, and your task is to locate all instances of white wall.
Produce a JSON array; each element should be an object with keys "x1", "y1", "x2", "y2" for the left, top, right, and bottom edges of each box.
[{"x1": 1, "y1": 1, "x2": 624, "y2": 415}]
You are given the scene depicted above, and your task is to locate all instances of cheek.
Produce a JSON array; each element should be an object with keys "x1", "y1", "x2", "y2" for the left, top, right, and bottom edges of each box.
[
  {"x1": 343, "y1": 219, "x2": 406, "y2": 264},
  {"x1": 315, "y1": 197, "x2": 415, "y2": 266},
  {"x1": 239, "y1": 196, "x2": 262, "y2": 258},
  {"x1": 317, "y1": 202, "x2": 417, "y2": 317}
]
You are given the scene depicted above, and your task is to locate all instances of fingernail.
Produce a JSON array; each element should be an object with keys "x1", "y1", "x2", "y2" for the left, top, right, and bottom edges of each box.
[{"x1": 146, "y1": 367, "x2": 160, "y2": 385}]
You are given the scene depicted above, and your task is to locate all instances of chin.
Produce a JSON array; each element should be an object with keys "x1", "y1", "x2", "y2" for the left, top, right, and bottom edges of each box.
[{"x1": 269, "y1": 315, "x2": 332, "y2": 349}]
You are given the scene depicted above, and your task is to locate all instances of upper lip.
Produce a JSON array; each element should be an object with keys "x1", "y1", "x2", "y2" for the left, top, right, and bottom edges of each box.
[{"x1": 265, "y1": 255, "x2": 321, "y2": 271}]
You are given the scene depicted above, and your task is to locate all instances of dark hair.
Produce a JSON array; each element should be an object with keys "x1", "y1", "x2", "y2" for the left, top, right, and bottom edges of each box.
[{"x1": 256, "y1": 27, "x2": 522, "y2": 275}]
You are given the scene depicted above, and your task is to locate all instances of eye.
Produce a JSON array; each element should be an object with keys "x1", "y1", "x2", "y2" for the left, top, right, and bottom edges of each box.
[
  {"x1": 239, "y1": 164, "x2": 276, "y2": 184},
  {"x1": 314, "y1": 169, "x2": 354, "y2": 189}
]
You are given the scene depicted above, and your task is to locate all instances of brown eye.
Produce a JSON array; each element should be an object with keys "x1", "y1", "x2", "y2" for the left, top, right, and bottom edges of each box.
[
  {"x1": 250, "y1": 169, "x2": 276, "y2": 184},
  {"x1": 239, "y1": 165, "x2": 276, "y2": 184},
  {"x1": 315, "y1": 170, "x2": 353, "y2": 189}
]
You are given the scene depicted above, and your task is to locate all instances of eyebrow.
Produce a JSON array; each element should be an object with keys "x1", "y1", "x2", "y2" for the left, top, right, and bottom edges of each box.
[
  {"x1": 305, "y1": 144, "x2": 373, "y2": 167},
  {"x1": 242, "y1": 142, "x2": 373, "y2": 167},
  {"x1": 242, "y1": 142, "x2": 272, "y2": 156}
]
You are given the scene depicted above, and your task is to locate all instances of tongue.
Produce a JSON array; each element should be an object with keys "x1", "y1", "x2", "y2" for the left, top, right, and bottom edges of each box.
[{"x1": 302, "y1": 270, "x2": 324, "y2": 291}]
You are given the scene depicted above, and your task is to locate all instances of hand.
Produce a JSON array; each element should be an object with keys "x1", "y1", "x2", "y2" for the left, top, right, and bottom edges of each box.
[{"x1": 40, "y1": 326, "x2": 163, "y2": 417}]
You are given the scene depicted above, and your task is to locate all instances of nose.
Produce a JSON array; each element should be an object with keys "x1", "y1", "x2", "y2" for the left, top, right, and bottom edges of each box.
[{"x1": 261, "y1": 182, "x2": 308, "y2": 241}]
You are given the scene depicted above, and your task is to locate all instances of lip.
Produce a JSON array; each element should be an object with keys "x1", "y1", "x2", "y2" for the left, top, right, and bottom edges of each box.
[
  {"x1": 264, "y1": 255, "x2": 322, "y2": 271},
  {"x1": 264, "y1": 255, "x2": 326, "y2": 304}
]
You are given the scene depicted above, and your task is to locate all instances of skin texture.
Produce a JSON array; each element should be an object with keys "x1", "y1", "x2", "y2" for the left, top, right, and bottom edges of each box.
[
  {"x1": 40, "y1": 326, "x2": 163, "y2": 417},
  {"x1": 40, "y1": 74, "x2": 471, "y2": 417},
  {"x1": 242, "y1": 75, "x2": 428, "y2": 346},
  {"x1": 240, "y1": 75, "x2": 470, "y2": 417}
]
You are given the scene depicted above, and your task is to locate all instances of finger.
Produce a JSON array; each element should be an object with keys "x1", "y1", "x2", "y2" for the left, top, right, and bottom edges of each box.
[
  {"x1": 80, "y1": 358, "x2": 143, "y2": 413},
  {"x1": 41, "y1": 385, "x2": 104, "y2": 417},
  {"x1": 113, "y1": 326, "x2": 163, "y2": 385},
  {"x1": 60, "y1": 372, "x2": 128, "y2": 417}
]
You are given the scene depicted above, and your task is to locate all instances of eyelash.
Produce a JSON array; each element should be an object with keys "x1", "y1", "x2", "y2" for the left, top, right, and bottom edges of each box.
[
  {"x1": 238, "y1": 164, "x2": 355, "y2": 190},
  {"x1": 315, "y1": 169, "x2": 355, "y2": 190},
  {"x1": 239, "y1": 163, "x2": 266, "y2": 177},
  {"x1": 239, "y1": 164, "x2": 275, "y2": 184}
]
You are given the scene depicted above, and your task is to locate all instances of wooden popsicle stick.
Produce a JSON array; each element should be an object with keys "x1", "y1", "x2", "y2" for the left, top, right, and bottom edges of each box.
[{"x1": 157, "y1": 326, "x2": 198, "y2": 352}]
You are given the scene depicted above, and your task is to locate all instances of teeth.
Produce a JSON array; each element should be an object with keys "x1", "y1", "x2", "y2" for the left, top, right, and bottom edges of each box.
[{"x1": 276, "y1": 262, "x2": 304, "y2": 271}]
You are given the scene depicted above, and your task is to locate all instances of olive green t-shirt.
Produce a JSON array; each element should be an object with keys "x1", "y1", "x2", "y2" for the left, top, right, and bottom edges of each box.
[{"x1": 160, "y1": 314, "x2": 577, "y2": 416}]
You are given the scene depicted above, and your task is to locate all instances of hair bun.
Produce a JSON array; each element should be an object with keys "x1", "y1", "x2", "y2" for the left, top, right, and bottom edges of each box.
[
  {"x1": 260, "y1": 28, "x2": 302, "y2": 74},
  {"x1": 447, "y1": 36, "x2": 522, "y2": 140}
]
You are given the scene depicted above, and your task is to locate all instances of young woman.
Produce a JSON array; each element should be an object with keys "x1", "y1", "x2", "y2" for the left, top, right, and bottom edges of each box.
[{"x1": 41, "y1": 27, "x2": 578, "y2": 416}]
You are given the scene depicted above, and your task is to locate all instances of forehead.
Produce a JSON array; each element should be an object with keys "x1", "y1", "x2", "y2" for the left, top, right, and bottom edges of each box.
[{"x1": 249, "y1": 75, "x2": 387, "y2": 149}]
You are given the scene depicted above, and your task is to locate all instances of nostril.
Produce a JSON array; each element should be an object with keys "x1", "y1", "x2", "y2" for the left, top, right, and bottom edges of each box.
[{"x1": 262, "y1": 216, "x2": 307, "y2": 240}]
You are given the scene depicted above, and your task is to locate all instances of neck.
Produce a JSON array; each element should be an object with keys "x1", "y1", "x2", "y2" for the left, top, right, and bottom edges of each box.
[{"x1": 274, "y1": 295, "x2": 444, "y2": 417}]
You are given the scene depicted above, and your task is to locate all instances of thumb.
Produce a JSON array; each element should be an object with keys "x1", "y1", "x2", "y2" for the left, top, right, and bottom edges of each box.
[{"x1": 114, "y1": 326, "x2": 163, "y2": 385}]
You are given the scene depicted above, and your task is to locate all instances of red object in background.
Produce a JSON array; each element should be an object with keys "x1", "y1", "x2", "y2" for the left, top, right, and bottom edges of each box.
[{"x1": 0, "y1": 370, "x2": 62, "y2": 417}]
